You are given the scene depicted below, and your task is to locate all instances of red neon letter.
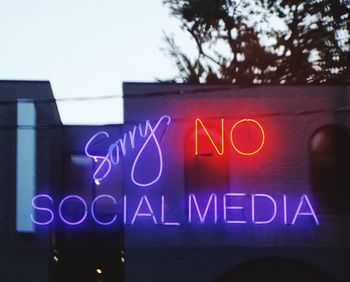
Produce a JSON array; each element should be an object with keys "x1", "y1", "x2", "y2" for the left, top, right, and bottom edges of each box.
[
  {"x1": 195, "y1": 118, "x2": 224, "y2": 155},
  {"x1": 230, "y1": 119, "x2": 265, "y2": 156}
]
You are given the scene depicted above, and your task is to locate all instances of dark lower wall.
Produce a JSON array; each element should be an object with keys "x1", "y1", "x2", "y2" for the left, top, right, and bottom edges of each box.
[{"x1": 125, "y1": 247, "x2": 349, "y2": 282}]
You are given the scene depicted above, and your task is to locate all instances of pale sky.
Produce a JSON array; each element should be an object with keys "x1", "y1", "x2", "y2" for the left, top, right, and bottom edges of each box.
[{"x1": 0, "y1": 0, "x2": 196, "y2": 124}]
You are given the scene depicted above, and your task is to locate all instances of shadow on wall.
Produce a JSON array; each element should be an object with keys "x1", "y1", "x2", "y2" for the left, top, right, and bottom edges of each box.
[{"x1": 215, "y1": 257, "x2": 337, "y2": 282}]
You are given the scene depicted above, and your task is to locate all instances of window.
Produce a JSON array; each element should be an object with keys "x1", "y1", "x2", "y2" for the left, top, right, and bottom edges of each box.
[
  {"x1": 184, "y1": 120, "x2": 229, "y2": 194},
  {"x1": 309, "y1": 124, "x2": 350, "y2": 213}
]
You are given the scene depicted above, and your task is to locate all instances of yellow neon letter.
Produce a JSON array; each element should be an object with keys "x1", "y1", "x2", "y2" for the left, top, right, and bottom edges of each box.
[
  {"x1": 230, "y1": 118, "x2": 265, "y2": 156},
  {"x1": 195, "y1": 118, "x2": 224, "y2": 155}
]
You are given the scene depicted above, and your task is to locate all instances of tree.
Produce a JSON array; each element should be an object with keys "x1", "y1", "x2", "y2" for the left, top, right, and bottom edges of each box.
[{"x1": 162, "y1": 0, "x2": 350, "y2": 84}]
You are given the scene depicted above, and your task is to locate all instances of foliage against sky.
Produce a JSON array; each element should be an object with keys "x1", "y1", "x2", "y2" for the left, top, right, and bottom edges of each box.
[{"x1": 163, "y1": 0, "x2": 350, "y2": 84}]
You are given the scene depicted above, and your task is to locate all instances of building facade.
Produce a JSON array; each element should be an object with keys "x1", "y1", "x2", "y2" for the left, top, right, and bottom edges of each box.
[{"x1": 1, "y1": 80, "x2": 349, "y2": 281}]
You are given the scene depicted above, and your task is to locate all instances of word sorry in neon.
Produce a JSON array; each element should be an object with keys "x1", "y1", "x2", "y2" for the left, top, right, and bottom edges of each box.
[
  {"x1": 195, "y1": 118, "x2": 265, "y2": 156},
  {"x1": 31, "y1": 193, "x2": 319, "y2": 226},
  {"x1": 85, "y1": 115, "x2": 171, "y2": 187}
]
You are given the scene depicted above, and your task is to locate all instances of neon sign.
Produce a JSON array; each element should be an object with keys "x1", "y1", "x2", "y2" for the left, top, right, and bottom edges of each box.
[
  {"x1": 230, "y1": 119, "x2": 265, "y2": 156},
  {"x1": 85, "y1": 116, "x2": 264, "y2": 187},
  {"x1": 195, "y1": 118, "x2": 265, "y2": 156},
  {"x1": 91, "y1": 195, "x2": 118, "y2": 225},
  {"x1": 195, "y1": 118, "x2": 224, "y2": 155},
  {"x1": 30, "y1": 115, "x2": 321, "y2": 231},
  {"x1": 31, "y1": 193, "x2": 319, "y2": 226},
  {"x1": 85, "y1": 115, "x2": 171, "y2": 187}
]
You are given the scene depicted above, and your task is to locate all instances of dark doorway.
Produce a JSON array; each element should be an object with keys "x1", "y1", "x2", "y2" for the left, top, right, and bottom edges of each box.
[{"x1": 49, "y1": 154, "x2": 124, "y2": 282}]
